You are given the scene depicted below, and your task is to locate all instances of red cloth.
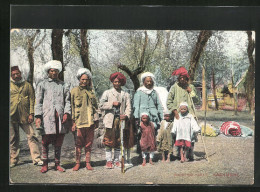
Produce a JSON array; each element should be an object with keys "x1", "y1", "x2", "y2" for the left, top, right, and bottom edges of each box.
[
  {"x1": 75, "y1": 125, "x2": 95, "y2": 152},
  {"x1": 175, "y1": 140, "x2": 191, "y2": 148},
  {"x1": 220, "y1": 121, "x2": 242, "y2": 136},
  {"x1": 109, "y1": 72, "x2": 126, "y2": 86},
  {"x1": 140, "y1": 122, "x2": 156, "y2": 152},
  {"x1": 172, "y1": 67, "x2": 189, "y2": 78}
]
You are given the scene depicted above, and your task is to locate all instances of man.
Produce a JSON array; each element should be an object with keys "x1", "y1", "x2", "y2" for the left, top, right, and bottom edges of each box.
[
  {"x1": 167, "y1": 67, "x2": 199, "y2": 161},
  {"x1": 99, "y1": 72, "x2": 132, "y2": 169},
  {"x1": 10, "y1": 66, "x2": 42, "y2": 168},
  {"x1": 70, "y1": 68, "x2": 99, "y2": 171},
  {"x1": 35, "y1": 60, "x2": 71, "y2": 173}
]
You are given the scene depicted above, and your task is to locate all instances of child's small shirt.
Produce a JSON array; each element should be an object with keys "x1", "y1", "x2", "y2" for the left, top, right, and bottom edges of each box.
[{"x1": 171, "y1": 113, "x2": 200, "y2": 142}]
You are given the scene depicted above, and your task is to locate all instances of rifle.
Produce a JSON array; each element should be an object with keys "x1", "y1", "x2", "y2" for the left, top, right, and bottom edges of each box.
[{"x1": 120, "y1": 119, "x2": 125, "y2": 173}]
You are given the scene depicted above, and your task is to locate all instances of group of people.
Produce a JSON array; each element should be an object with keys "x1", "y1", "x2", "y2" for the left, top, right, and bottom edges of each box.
[{"x1": 10, "y1": 60, "x2": 201, "y2": 173}]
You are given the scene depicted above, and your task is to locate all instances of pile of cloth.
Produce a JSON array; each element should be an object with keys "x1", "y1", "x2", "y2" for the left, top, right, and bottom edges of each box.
[
  {"x1": 220, "y1": 121, "x2": 242, "y2": 136},
  {"x1": 200, "y1": 123, "x2": 218, "y2": 137}
]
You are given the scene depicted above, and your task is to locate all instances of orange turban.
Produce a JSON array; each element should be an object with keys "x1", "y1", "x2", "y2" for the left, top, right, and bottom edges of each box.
[{"x1": 109, "y1": 72, "x2": 126, "y2": 86}]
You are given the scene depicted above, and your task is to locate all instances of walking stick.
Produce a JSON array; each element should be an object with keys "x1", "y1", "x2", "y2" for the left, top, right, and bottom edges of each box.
[
  {"x1": 120, "y1": 119, "x2": 125, "y2": 173},
  {"x1": 189, "y1": 93, "x2": 210, "y2": 162}
]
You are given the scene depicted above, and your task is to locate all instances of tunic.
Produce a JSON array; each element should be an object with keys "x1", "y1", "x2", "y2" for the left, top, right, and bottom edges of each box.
[
  {"x1": 167, "y1": 82, "x2": 199, "y2": 116},
  {"x1": 133, "y1": 87, "x2": 163, "y2": 129},
  {"x1": 10, "y1": 79, "x2": 34, "y2": 124},
  {"x1": 140, "y1": 121, "x2": 156, "y2": 152},
  {"x1": 71, "y1": 86, "x2": 99, "y2": 128},
  {"x1": 157, "y1": 120, "x2": 174, "y2": 153},
  {"x1": 171, "y1": 113, "x2": 200, "y2": 142},
  {"x1": 35, "y1": 78, "x2": 71, "y2": 135},
  {"x1": 99, "y1": 88, "x2": 134, "y2": 148}
]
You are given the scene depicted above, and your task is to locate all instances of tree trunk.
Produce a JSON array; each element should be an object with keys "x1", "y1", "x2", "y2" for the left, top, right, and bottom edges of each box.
[
  {"x1": 80, "y1": 29, "x2": 92, "y2": 71},
  {"x1": 27, "y1": 30, "x2": 40, "y2": 86},
  {"x1": 188, "y1": 30, "x2": 212, "y2": 83},
  {"x1": 118, "y1": 31, "x2": 148, "y2": 91},
  {"x1": 51, "y1": 29, "x2": 64, "y2": 81},
  {"x1": 212, "y1": 70, "x2": 219, "y2": 110},
  {"x1": 200, "y1": 64, "x2": 207, "y2": 111},
  {"x1": 244, "y1": 31, "x2": 255, "y2": 114}
]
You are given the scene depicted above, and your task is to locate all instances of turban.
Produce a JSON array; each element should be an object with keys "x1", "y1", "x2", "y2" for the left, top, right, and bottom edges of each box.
[
  {"x1": 140, "y1": 72, "x2": 155, "y2": 83},
  {"x1": 179, "y1": 102, "x2": 189, "y2": 108},
  {"x1": 76, "y1": 68, "x2": 92, "y2": 80},
  {"x1": 140, "y1": 112, "x2": 149, "y2": 118},
  {"x1": 109, "y1": 72, "x2": 126, "y2": 86},
  {"x1": 44, "y1": 60, "x2": 62, "y2": 74},
  {"x1": 11, "y1": 66, "x2": 20, "y2": 72},
  {"x1": 164, "y1": 109, "x2": 172, "y2": 115},
  {"x1": 172, "y1": 67, "x2": 189, "y2": 78}
]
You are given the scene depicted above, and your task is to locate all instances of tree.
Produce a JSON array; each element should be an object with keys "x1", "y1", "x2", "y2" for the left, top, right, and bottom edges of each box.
[
  {"x1": 51, "y1": 29, "x2": 64, "y2": 80},
  {"x1": 80, "y1": 29, "x2": 91, "y2": 71},
  {"x1": 244, "y1": 31, "x2": 255, "y2": 114},
  {"x1": 27, "y1": 30, "x2": 46, "y2": 86},
  {"x1": 117, "y1": 30, "x2": 149, "y2": 91},
  {"x1": 188, "y1": 30, "x2": 213, "y2": 83}
]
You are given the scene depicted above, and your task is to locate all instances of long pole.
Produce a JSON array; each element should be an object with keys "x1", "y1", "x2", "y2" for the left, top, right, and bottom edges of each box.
[{"x1": 189, "y1": 94, "x2": 209, "y2": 162}]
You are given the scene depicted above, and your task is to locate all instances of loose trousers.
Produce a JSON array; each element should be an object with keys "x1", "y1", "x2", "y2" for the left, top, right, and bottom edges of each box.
[{"x1": 10, "y1": 121, "x2": 41, "y2": 164}]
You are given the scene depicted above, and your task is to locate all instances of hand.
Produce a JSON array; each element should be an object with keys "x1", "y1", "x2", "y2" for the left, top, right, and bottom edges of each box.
[
  {"x1": 71, "y1": 121, "x2": 76, "y2": 132},
  {"x1": 113, "y1": 101, "x2": 121, "y2": 107},
  {"x1": 28, "y1": 114, "x2": 34, "y2": 124},
  {"x1": 62, "y1": 113, "x2": 69, "y2": 124},
  {"x1": 173, "y1": 110, "x2": 179, "y2": 120},
  {"x1": 186, "y1": 86, "x2": 192, "y2": 93},
  {"x1": 94, "y1": 120, "x2": 99, "y2": 129},
  {"x1": 35, "y1": 118, "x2": 42, "y2": 128},
  {"x1": 120, "y1": 115, "x2": 127, "y2": 120}
]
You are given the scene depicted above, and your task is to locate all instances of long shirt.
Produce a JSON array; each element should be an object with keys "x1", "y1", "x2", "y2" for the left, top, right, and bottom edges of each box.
[
  {"x1": 34, "y1": 78, "x2": 71, "y2": 134},
  {"x1": 71, "y1": 86, "x2": 99, "y2": 128},
  {"x1": 10, "y1": 79, "x2": 34, "y2": 124},
  {"x1": 171, "y1": 113, "x2": 200, "y2": 142},
  {"x1": 167, "y1": 82, "x2": 199, "y2": 116},
  {"x1": 133, "y1": 88, "x2": 163, "y2": 128}
]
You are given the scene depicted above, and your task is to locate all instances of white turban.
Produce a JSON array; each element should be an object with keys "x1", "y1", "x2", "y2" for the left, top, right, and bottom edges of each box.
[
  {"x1": 44, "y1": 60, "x2": 62, "y2": 74},
  {"x1": 179, "y1": 102, "x2": 189, "y2": 108},
  {"x1": 164, "y1": 109, "x2": 172, "y2": 115},
  {"x1": 140, "y1": 112, "x2": 149, "y2": 118},
  {"x1": 140, "y1": 72, "x2": 155, "y2": 83},
  {"x1": 76, "y1": 68, "x2": 92, "y2": 80}
]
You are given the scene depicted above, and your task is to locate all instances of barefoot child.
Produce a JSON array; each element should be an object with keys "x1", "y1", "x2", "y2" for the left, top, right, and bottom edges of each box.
[
  {"x1": 157, "y1": 110, "x2": 174, "y2": 162},
  {"x1": 171, "y1": 102, "x2": 200, "y2": 163},
  {"x1": 139, "y1": 113, "x2": 156, "y2": 166}
]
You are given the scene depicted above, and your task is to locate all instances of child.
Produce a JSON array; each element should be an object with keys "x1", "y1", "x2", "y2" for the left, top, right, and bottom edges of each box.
[
  {"x1": 171, "y1": 102, "x2": 200, "y2": 163},
  {"x1": 157, "y1": 110, "x2": 174, "y2": 162},
  {"x1": 139, "y1": 113, "x2": 156, "y2": 166}
]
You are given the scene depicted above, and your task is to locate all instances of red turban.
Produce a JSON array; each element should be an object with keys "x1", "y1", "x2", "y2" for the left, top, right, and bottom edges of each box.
[
  {"x1": 109, "y1": 72, "x2": 126, "y2": 86},
  {"x1": 11, "y1": 66, "x2": 20, "y2": 72},
  {"x1": 171, "y1": 67, "x2": 189, "y2": 78}
]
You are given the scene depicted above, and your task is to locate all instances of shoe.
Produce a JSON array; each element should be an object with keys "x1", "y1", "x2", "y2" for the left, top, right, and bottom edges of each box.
[
  {"x1": 114, "y1": 161, "x2": 121, "y2": 168},
  {"x1": 105, "y1": 161, "x2": 114, "y2": 169},
  {"x1": 40, "y1": 161, "x2": 48, "y2": 173},
  {"x1": 34, "y1": 160, "x2": 44, "y2": 166}
]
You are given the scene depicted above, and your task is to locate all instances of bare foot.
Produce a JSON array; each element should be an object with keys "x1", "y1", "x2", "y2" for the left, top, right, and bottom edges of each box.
[
  {"x1": 142, "y1": 158, "x2": 146, "y2": 166},
  {"x1": 149, "y1": 159, "x2": 154, "y2": 165}
]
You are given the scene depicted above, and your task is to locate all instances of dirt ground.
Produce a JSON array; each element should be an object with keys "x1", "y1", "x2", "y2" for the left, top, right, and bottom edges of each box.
[{"x1": 9, "y1": 111, "x2": 254, "y2": 185}]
